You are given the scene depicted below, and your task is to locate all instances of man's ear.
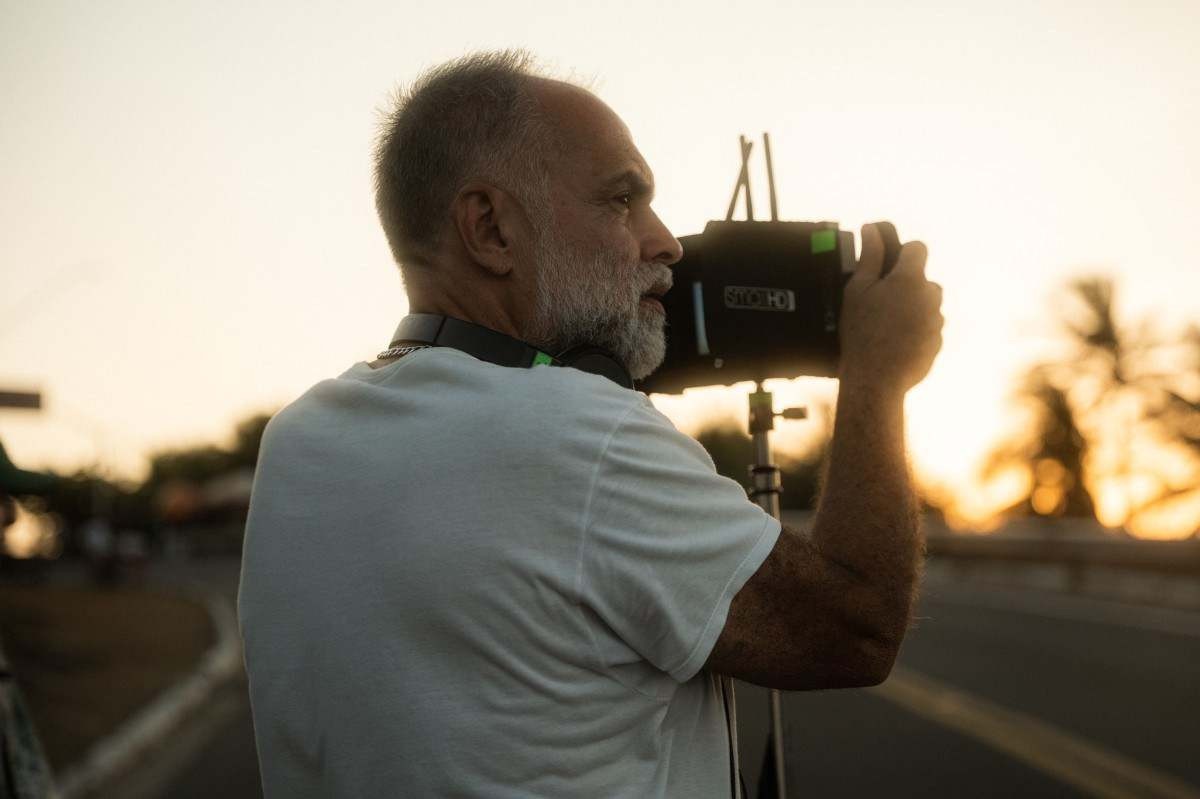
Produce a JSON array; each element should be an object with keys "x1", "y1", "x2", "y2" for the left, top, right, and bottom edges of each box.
[{"x1": 451, "y1": 182, "x2": 529, "y2": 278}]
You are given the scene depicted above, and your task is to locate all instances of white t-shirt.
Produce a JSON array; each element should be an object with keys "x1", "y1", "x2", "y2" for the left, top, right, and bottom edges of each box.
[{"x1": 238, "y1": 344, "x2": 781, "y2": 798}]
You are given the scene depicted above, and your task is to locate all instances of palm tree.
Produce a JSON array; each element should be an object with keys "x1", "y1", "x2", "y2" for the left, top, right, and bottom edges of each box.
[
  {"x1": 996, "y1": 277, "x2": 1200, "y2": 533},
  {"x1": 1145, "y1": 325, "x2": 1200, "y2": 456},
  {"x1": 982, "y1": 276, "x2": 1183, "y2": 526},
  {"x1": 983, "y1": 364, "x2": 1094, "y2": 519},
  {"x1": 1056, "y1": 277, "x2": 1148, "y2": 526},
  {"x1": 1136, "y1": 325, "x2": 1200, "y2": 536}
]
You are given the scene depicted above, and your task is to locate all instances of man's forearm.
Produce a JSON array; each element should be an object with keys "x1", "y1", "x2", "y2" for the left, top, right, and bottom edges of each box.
[{"x1": 810, "y1": 377, "x2": 923, "y2": 639}]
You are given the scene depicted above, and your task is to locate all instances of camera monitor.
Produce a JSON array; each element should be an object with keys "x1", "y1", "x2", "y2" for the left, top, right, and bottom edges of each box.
[{"x1": 638, "y1": 219, "x2": 857, "y2": 394}]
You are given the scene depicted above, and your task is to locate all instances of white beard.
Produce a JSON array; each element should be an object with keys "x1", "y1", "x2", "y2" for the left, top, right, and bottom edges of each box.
[{"x1": 526, "y1": 225, "x2": 671, "y2": 382}]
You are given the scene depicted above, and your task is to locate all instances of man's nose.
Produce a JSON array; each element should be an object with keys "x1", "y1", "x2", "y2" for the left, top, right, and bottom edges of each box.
[{"x1": 642, "y1": 209, "x2": 684, "y2": 267}]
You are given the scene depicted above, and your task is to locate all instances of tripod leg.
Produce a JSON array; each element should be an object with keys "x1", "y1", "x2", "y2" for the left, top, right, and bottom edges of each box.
[
  {"x1": 758, "y1": 737, "x2": 777, "y2": 799},
  {"x1": 757, "y1": 689, "x2": 786, "y2": 798}
]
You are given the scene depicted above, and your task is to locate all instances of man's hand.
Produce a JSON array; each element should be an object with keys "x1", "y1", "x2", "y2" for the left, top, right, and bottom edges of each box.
[
  {"x1": 839, "y1": 223, "x2": 943, "y2": 393},
  {"x1": 705, "y1": 222, "x2": 942, "y2": 691}
]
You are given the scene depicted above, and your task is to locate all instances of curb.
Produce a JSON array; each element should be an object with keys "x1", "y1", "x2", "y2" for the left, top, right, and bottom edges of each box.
[{"x1": 52, "y1": 591, "x2": 243, "y2": 799}]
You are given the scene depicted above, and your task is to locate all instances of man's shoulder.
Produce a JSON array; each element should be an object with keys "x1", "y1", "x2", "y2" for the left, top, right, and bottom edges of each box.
[
  {"x1": 404, "y1": 345, "x2": 650, "y2": 425},
  {"x1": 261, "y1": 350, "x2": 666, "y2": 452},
  {"x1": 524, "y1": 368, "x2": 713, "y2": 474},
  {"x1": 481, "y1": 360, "x2": 661, "y2": 451}
]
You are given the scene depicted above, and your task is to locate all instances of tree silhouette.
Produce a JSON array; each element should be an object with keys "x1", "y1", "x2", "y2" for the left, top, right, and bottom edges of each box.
[
  {"x1": 1144, "y1": 326, "x2": 1200, "y2": 455},
  {"x1": 983, "y1": 365, "x2": 1094, "y2": 519},
  {"x1": 1135, "y1": 325, "x2": 1200, "y2": 529},
  {"x1": 142, "y1": 410, "x2": 275, "y2": 490},
  {"x1": 228, "y1": 413, "x2": 272, "y2": 469},
  {"x1": 33, "y1": 409, "x2": 280, "y2": 553},
  {"x1": 984, "y1": 276, "x2": 1199, "y2": 534}
]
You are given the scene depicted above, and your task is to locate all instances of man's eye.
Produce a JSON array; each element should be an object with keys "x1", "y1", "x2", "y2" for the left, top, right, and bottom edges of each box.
[{"x1": 614, "y1": 193, "x2": 633, "y2": 207}]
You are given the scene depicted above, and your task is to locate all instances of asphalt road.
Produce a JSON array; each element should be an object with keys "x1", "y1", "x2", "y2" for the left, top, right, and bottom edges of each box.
[
  {"x1": 738, "y1": 578, "x2": 1200, "y2": 798},
  {"x1": 106, "y1": 560, "x2": 1199, "y2": 798}
]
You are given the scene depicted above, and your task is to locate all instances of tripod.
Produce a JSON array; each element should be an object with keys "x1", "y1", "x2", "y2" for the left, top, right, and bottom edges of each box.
[{"x1": 721, "y1": 133, "x2": 805, "y2": 799}]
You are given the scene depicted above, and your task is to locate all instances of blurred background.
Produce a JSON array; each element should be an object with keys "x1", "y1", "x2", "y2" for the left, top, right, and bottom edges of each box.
[{"x1": 2, "y1": 0, "x2": 1197, "y2": 796}]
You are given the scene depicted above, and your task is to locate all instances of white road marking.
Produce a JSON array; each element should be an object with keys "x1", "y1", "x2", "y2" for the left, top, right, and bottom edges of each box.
[
  {"x1": 874, "y1": 666, "x2": 1200, "y2": 799},
  {"x1": 101, "y1": 687, "x2": 245, "y2": 799}
]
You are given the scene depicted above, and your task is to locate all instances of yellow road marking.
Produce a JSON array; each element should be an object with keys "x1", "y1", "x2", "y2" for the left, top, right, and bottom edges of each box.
[{"x1": 873, "y1": 666, "x2": 1200, "y2": 799}]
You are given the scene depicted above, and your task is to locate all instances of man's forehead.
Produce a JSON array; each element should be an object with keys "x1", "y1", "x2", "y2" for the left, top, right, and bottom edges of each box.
[
  {"x1": 533, "y1": 79, "x2": 654, "y2": 191},
  {"x1": 599, "y1": 165, "x2": 654, "y2": 197}
]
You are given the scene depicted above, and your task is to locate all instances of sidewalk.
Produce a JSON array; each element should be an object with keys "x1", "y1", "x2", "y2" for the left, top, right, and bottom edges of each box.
[
  {"x1": 0, "y1": 581, "x2": 215, "y2": 777},
  {"x1": 0, "y1": 556, "x2": 248, "y2": 791}
]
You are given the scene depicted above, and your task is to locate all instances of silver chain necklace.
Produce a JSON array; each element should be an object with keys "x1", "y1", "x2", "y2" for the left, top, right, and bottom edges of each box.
[{"x1": 375, "y1": 344, "x2": 433, "y2": 360}]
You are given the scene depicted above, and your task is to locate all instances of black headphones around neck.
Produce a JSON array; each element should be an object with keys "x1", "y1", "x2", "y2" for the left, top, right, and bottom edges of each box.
[{"x1": 386, "y1": 314, "x2": 634, "y2": 390}]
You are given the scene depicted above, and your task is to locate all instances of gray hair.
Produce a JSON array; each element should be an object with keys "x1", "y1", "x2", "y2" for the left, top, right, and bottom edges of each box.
[{"x1": 373, "y1": 50, "x2": 558, "y2": 269}]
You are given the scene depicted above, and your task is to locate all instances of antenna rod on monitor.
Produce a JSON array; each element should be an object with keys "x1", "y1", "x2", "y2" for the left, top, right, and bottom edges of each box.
[
  {"x1": 763, "y1": 132, "x2": 779, "y2": 221},
  {"x1": 725, "y1": 135, "x2": 755, "y2": 222}
]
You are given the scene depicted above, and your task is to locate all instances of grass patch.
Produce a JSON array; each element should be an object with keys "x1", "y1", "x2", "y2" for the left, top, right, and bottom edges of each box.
[{"x1": 0, "y1": 585, "x2": 214, "y2": 772}]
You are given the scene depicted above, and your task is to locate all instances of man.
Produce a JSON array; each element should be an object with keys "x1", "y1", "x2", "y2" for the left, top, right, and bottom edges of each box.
[{"x1": 238, "y1": 50, "x2": 942, "y2": 797}]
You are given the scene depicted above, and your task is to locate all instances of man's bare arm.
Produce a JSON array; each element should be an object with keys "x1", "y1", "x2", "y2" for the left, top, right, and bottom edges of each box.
[{"x1": 704, "y1": 223, "x2": 942, "y2": 690}]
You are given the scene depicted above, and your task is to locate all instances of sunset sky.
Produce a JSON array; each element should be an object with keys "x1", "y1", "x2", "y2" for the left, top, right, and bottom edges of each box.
[{"x1": 2, "y1": 0, "x2": 1198, "y2": 533}]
